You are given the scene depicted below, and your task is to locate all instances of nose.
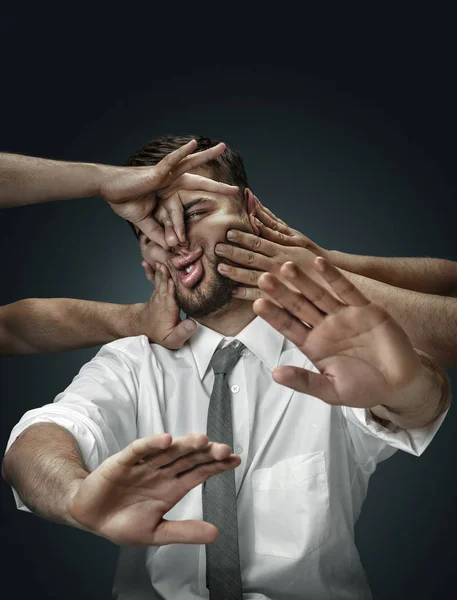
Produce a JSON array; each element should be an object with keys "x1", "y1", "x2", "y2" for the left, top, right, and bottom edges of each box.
[{"x1": 169, "y1": 239, "x2": 190, "y2": 253}]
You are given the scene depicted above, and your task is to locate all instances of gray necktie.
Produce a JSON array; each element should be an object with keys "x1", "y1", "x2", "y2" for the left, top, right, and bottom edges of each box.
[{"x1": 203, "y1": 341, "x2": 245, "y2": 600}]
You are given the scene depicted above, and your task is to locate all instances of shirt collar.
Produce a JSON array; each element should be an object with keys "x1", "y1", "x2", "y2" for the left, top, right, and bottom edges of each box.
[{"x1": 188, "y1": 316, "x2": 285, "y2": 380}]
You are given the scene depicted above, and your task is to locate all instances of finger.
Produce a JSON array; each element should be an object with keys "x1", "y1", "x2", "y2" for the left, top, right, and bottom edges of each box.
[
  {"x1": 142, "y1": 261, "x2": 156, "y2": 285},
  {"x1": 255, "y1": 202, "x2": 292, "y2": 235},
  {"x1": 163, "y1": 194, "x2": 186, "y2": 244},
  {"x1": 177, "y1": 455, "x2": 241, "y2": 491},
  {"x1": 254, "y1": 218, "x2": 299, "y2": 247},
  {"x1": 272, "y1": 365, "x2": 339, "y2": 404},
  {"x1": 116, "y1": 434, "x2": 173, "y2": 467},
  {"x1": 154, "y1": 264, "x2": 162, "y2": 291},
  {"x1": 231, "y1": 286, "x2": 283, "y2": 307},
  {"x1": 253, "y1": 297, "x2": 313, "y2": 347},
  {"x1": 173, "y1": 143, "x2": 233, "y2": 179},
  {"x1": 177, "y1": 173, "x2": 239, "y2": 195},
  {"x1": 215, "y1": 243, "x2": 272, "y2": 272},
  {"x1": 217, "y1": 263, "x2": 263, "y2": 286},
  {"x1": 152, "y1": 519, "x2": 218, "y2": 546},
  {"x1": 158, "y1": 263, "x2": 169, "y2": 295},
  {"x1": 257, "y1": 274, "x2": 325, "y2": 328},
  {"x1": 279, "y1": 262, "x2": 343, "y2": 315},
  {"x1": 156, "y1": 139, "x2": 198, "y2": 172},
  {"x1": 162, "y1": 442, "x2": 232, "y2": 476},
  {"x1": 141, "y1": 242, "x2": 168, "y2": 267},
  {"x1": 145, "y1": 433, "x2": 210, "y2": 468},
  {"x1": 135, "y1": 215, "x2": 168, "y2": 250},
  {"x1": 315, "y1": 257, "x2": 370, "y2": 307},
  {"x1": 232, "y1": 286, "x2": 266, "y2": 301},
  {"x1": 163, "y1": 318, "x2": 198, "y2": 349},
  {"x1": 224, "y1": 229, "x2": 278, "y2": 256}
]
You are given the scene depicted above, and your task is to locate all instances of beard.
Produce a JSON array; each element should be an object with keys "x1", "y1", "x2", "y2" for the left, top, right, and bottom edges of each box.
[{"x1": 172, "y1": 245, "x2": 234, "y2": 318}]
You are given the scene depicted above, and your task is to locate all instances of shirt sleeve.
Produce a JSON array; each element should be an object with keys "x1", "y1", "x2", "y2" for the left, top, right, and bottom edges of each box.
[
  {"x1": 341, "y1": 405, "x2": 448, "y2": 468},
  {"x1": 5, "y1": 337, "x2": 143, "y2": 511}
]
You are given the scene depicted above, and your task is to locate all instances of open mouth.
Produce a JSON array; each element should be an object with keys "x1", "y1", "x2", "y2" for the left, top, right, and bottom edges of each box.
[{"x1": 177, "y1": 257, "x2": 204, "y2": 289}]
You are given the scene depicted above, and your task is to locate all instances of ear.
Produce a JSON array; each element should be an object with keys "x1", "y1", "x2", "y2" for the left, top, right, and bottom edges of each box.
[{"x1": 244, "y1": 188, "x2": 260, "y2": 236}]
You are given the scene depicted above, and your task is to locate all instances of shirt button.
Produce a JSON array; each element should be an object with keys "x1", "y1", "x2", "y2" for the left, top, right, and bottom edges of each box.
[
  {"x1": 235, "y1": 444, "x2": 243, "y2": 454},
  {"x1": 231, "y1": 384, "x2": 240, "y2": 393}
]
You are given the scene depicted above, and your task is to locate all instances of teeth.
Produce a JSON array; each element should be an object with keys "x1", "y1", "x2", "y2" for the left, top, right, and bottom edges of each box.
[{"x1": 185, "y1": 265, "x2": 193, "y2": 274}]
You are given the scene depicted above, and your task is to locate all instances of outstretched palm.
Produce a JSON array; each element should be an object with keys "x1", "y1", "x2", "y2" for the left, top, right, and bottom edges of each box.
[
  {"x1": 70, "y1": 433, "x2": 240, "y2": 546},
  {"x1": 253, "y1": 258, "x2": 423, "y2": 408}
]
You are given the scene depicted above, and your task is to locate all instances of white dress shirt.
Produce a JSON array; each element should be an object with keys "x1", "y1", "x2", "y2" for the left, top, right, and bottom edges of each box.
[{"x1": 6, "y1": 317, "x2": 445, "y2": 599}]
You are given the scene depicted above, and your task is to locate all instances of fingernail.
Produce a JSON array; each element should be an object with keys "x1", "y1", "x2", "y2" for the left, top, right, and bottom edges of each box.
[
  {"x1": 215, "y1": 244, "x2": 224, "y2": 254},
  {"x1": 254, "y1": 217, "x2": 262, "y2": 226},
  {"x1": 226, "y1": 230, "x2": 236, "y2": 240},
  {"x1": 232, "y1": 288, "x2": 238, "y2": 295},
  {"x1": 218, "y1": 263, "x2": 229, "y2": 273},
  {"x1": 184, "y1": 320, "x2": 197, "y2": 332}
]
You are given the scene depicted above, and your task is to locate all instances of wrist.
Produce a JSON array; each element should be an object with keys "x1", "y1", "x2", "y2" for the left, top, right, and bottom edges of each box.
[
  {"x1": 378, "y1": 351, "x2": 450, "y2": 428},
  {"x1": 326, "y1": 250, "x2": 357, "y2": 270},
  {"x1": 94, "y1": 163, "x2": 120, "y2": 199},
  {"x1": 114, "y1": 303, "x2": 146, "y2": 339}
]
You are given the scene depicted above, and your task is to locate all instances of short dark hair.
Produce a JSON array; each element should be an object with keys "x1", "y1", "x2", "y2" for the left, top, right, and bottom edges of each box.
[
  {"x1": 125, "y1": 134, "x2": 249, "y2": 238},
  {"x1": 126, "y1": 133, "x2": 249, "y2": 189}
]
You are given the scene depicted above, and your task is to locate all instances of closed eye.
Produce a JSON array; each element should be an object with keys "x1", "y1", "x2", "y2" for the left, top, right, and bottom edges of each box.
[{"x1": 185, "y1": 210, "x2": 207, "y2": 221}]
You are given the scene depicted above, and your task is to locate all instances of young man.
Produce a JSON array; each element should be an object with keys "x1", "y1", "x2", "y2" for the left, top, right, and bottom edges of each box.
[
  {"x1": 2, "y1": 135, "x2": 450, "y2": 599},
  {"x1": 0, "y1": 141, "x2": 238, "y2": 356}
]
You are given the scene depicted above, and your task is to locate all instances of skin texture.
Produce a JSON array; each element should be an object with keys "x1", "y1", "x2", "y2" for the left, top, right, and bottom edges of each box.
[
  {"x1": 140, "y1": 180, "x2": 449, "y2": 428},
  {"x1": 0, "y1": 143, "x2": 240, "y2": 356},
  {"x1": 253, "y1": 258, "x2": 450, "y2": 429},
  {"x1": 2, "y1": 425, "x2": 241, "y2": 546},
  {"x1": 138, "y1": 168, "x2": 260, "y2": 336},
  {"x1": 215, "y1": 198, "x2": 457, "y2": 367},
  {"x1": 0, "y1": 143, "x2": 238, "y2": 245}
]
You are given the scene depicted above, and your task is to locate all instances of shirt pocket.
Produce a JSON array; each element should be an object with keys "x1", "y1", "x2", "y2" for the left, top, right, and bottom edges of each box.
[{"x1": 251, "y1": 452, "x2": 331, "y2": 560}]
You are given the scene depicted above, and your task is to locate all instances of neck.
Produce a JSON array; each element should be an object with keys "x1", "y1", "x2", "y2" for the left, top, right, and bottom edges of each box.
[{"x1": 194, "y1": 299, "x2": 256, "y2": 336}]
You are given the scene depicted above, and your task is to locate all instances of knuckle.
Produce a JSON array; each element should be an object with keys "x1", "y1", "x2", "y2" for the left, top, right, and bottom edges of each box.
[
  {"x1": 311, "y1": 287, "x2": 326, "y2": 304},
  {"x1": 249, "y1": 269, "x2": 259, "y2": 284},
  {"x1": 246, "y1": 251, "x2": 256, "y2": 264},
  {"x1": 252, "y1": 236, "x2": 262, "y2": 250}
]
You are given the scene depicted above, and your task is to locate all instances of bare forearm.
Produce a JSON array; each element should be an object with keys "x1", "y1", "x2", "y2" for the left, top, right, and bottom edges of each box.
[
  {"x1": 329, "y1": 251, "x2": 457, "y2": 297},
  {"x1": 2, "y1": 423, "x2": 87, "y2": 525},
  {"x1": 0, "y1": 153, "x2": 116, "y2": 208},
  {"x1": 0, "y1": 298, "x2": 144, "y2": 356},
  {"x1": 343, "y1": 271, "x2": 457, "y2": 368},
  {"x1": 371, "y1": 350, "x2": 451, "y2": 429}
]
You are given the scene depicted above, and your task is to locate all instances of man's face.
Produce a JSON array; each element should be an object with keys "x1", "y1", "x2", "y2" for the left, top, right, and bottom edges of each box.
[{"x1": 139, "y1": 168, "x2": 253, "y2": 318}]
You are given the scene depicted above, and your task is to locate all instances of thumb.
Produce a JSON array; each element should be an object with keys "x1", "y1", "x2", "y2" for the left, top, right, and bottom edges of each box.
[
  {"x1": 153, "y1": 519, "x2": 218, "y2": 546},
  {"x1": 163, "y1": 319, "x2": 197, "y2": 349}
]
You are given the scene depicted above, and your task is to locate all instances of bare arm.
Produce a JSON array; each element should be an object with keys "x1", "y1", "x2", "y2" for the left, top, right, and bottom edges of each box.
[
  {"x1": 0, "y1": 298, "x2": 145, "y2": 356},
  {"x1": 251, "y1": 198, "x2": 457, "y2": 297},
  {"x1": 0, "y1": 266, "x2": 196, "y2": 357},
  {"x1": 253, "y1": 259, "x2": 451, "y2": 430},
  {"x1": 1, "y1": 424, "x2": 88, "y2": 525},
  {"x1": 0, "y1": 153, "x2": 106, "y2": 207},
  {"x1": 344, "y1": 271, "x2": 457, "y2": 368},
  {"x1": 0, "y1": 146, "x2": 238, "y2": 247},
  {"x1": 329, "y1": 252, "x2": 457, "y2": 298},
  {"x1": 2, "y1": 423, "x2": 240, "y2": 545}
]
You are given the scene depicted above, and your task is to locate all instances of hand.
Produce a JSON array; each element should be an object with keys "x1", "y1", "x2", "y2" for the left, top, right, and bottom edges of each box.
[
  {"x1": 99, "y1": 139, "x2": 238, "y2": 249},
  {"x1": 253, "y1": 196, "x2": 327, "y2": 257},
  {"x1": 70, "y1": 433, "x2": 241, "y2": 546},
  {"x1": 133, "y1": 263, "x2": 196, "y2": 349},
  {"x1": 215, "y1": 228, "x2": 329, "y2": 302},
  {"x1": 253, "y1": 258, "x2": 427, "y2": 411}
]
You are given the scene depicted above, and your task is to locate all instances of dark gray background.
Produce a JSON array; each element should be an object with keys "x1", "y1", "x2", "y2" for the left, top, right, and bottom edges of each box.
[{"x1": 1, "y1": 9, "x2": 456, "y2": 600}]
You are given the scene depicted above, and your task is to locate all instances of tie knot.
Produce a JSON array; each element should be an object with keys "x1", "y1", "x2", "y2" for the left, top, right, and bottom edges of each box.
[{"x1": 210, "y1": 341, "x2": 245, "y2": 376}]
